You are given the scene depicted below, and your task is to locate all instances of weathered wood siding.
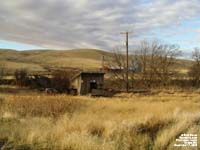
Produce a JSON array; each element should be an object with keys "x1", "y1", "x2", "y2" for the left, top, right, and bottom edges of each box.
[
  {"x1": 71, "y1": 76, "x2": 82, "y2": 94},
  {"x1": 71, "y1": 73, "x2": 104, "y2": 95},
  {"x1": 80, "y1": 74, "x2": 104, "y2": 95}
]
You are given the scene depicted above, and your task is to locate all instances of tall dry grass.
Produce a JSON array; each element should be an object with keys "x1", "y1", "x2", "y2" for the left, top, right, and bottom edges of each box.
[{"x1": 0, "y1": 91, "x2": 200, "y2": 150}]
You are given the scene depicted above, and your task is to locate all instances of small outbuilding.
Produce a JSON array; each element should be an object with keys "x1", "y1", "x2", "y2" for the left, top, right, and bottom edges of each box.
[{"x1": 71, "y1": 71, "x2": 105, "y2": 95}]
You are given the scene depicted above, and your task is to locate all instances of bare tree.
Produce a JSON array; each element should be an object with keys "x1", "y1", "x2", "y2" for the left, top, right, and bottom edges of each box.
[
  {"x1": 136, "y1": 40, "x2": 149, "y2": 79},
  {"x1": 51, "y1": 70, "x2": 77, "y2": 93},
  {"x1": 129, "y1": 57, "x2": 142, "y2": 88},
  {"x1": 0, "y1": 62, "x2": 5, "y2": 81},
  {"x1": 105, "y1": 40, "x2": 181, "y2": 89},
  {"x1": 188, "y1": 48, "x2": 200, "y2": 86},
  {"x1": 106, "y1": 46, "x2": 127, "y2": 87},
  {"x1": 0, "y1": 68, "x2": 4, "y2": 80},
  {"x1": 192, "y1": 48, "x2": 200, "y2": 64},
  {"x1": 14, "y1": 69, "x2": 28, "y2": 86},
  {"x1": 105, "y1": 46, "x2": 142, "y2": 90},
  {"x1": 152, "y1": 42, "x2": 180, "y2": 83},
  {"x1": 136, "y1": 40, "x2": 181, "y2": 87}
]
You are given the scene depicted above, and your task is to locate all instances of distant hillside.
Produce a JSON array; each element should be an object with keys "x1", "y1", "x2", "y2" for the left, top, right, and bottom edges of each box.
[
  {"x1": 0, "y1": 48, "x2": 193, "y2": 75},
  {"x1": 0, "y1": 49, "x2": 111, "y2": 73}
]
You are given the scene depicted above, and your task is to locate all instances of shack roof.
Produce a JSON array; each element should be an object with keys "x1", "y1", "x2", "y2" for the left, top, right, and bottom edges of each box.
[{"x1": 71, "y1": 71, "x2": 105, "y2": 81}]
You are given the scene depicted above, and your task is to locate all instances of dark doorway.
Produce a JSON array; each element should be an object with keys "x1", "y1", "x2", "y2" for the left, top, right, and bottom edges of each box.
[{"x1": 90, "y1": 80, "x2": 97, "y2": 92}]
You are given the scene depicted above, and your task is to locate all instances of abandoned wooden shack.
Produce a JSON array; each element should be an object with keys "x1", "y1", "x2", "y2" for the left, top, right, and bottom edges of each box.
[{"x1": 71, "y1": 72, "x2": 105, "y2": 95}]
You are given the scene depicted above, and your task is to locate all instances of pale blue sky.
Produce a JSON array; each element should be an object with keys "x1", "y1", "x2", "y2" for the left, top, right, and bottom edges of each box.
[
  {"x1": 0, "y1": 40, "x2": 44, "y2": 50},
  {"x1": 0, "y1": 0, "x2": 200, "y2": 53}
]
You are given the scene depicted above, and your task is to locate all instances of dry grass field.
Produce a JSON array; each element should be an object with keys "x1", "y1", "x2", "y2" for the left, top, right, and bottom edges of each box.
[{"x1": 0, "y1": 86, "x2": 199, "y2": 150}]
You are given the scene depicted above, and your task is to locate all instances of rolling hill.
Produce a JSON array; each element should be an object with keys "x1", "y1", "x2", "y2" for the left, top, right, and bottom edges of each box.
[
  {"x1": 0, "y1": 49, "x2": 111, "y2": 74},
  {"x1": 0, "y1": 48, "x2": 193, "y2": 75}
]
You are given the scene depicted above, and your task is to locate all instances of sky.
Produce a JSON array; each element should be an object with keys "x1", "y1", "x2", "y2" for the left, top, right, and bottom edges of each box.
[{"x1": 0, "y1": 0, "x2": 200, "y2": 54}]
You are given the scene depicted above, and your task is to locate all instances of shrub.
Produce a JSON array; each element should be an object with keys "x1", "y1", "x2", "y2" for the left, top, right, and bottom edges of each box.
[
  {"x1": 0, "y1": 97, "x2": 5, "y2": 116},
  {"x1": 0, "y1": 68, "x2": 4, "y2": 80},
  {"x1": 6, "y1": 96, "x2": 84, "y2": 118},
  {"x1": 87, "y1": 122, "x2": 105, "y2": 137},
  {"x1": 14, "y1": 69, "x2": 28, "y2": 86},
  {"x1": 51, "y1": 70, "x2": 76, "y2": 93},
  {"x1": 188, "y1": 64, "x2": 200, "y2": 86}
]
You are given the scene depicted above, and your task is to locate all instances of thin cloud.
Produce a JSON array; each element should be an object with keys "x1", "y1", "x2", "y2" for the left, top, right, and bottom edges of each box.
[{"x1": 0, "y1": 0, "x2": 200, "y2": 50}]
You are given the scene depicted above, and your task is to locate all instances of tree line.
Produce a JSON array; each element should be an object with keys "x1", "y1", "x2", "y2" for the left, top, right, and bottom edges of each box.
[
  {"x1": 1, "y1": 39, "x2": 200, "y2": 91},
  {"x1": 105, "y1": 40, "x2": 200, "y2": 89}
]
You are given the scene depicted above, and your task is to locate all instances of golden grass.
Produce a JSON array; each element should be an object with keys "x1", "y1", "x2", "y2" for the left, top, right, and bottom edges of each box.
[
  {"x1": 0, "y1": 90, "x2": 200, "y2": 150},
  {"x1": 0, "y1": 60, "x2": 45, "y2": 72},
  {"x1": 48, "y1": 57, "x2": 101, "y2": 69},
  {"x1": 0, "y1": 49, "x2": 109, "y2": 72}
]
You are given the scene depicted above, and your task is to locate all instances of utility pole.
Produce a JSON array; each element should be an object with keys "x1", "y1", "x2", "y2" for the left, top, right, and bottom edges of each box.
[{"x1": 120, "y1": 32, "x2": 131, "y2": 92}]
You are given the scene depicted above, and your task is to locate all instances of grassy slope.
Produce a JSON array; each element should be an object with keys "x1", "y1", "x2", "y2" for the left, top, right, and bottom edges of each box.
[
  {"x1": 0, "y1": 48, "x2": 193, "y2": 74},
  {"x1": 0, "y1": 49, "x2": 111, "y2": 73}
]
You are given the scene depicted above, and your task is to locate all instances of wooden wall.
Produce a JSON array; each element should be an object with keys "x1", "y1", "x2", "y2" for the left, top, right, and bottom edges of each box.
[{"x1": 71, "y1": 73, "x2": 104, "y2": 95}]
